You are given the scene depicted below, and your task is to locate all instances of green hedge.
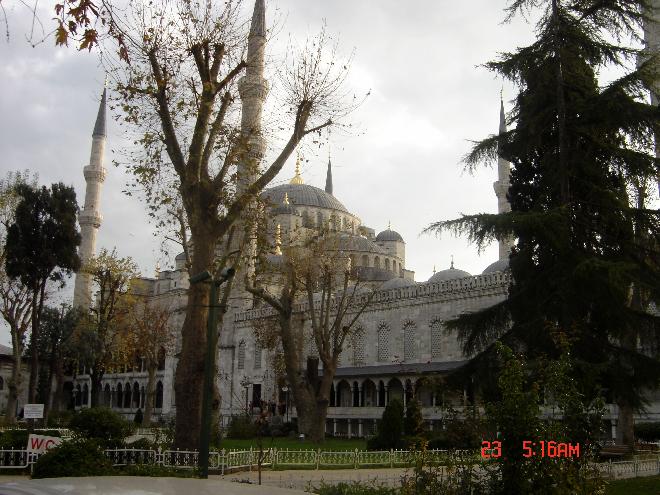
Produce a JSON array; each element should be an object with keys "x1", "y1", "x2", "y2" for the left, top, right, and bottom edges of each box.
[
  {"x1": 32, "y1": 439, "x2": 113, "y2": 479},
  {"x1": 314, "y1": 482, "x2": 399, "y2": 495},
  {"x1": 0, "y1": 429, "x2": 62, "y2": 449},
  {"x1": 69, "y1": 408, "x2": 134, "y2": 448}
]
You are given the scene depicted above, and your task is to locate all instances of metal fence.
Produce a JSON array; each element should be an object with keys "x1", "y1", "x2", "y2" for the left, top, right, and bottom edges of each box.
[{"x1": 0, "y1": 446, "x2": 658, "y2": 480}]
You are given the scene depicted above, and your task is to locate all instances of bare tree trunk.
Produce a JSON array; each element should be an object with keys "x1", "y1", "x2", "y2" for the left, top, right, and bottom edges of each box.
[
  {"x1": 52, "y1": 359, "x2": 64, "y2": 414},
  {"x1": 90, "y1": 369, "x2": 103, "y2": 408},
  {"x1": 143, "y1": 364, "x2": 156, "y2": 427},
  {"x1": 174, "y1": 237, "x2": 213, "y2": 449},
  {"x1": 6, "y1": 337, "x2": 23, "y2": 424}
]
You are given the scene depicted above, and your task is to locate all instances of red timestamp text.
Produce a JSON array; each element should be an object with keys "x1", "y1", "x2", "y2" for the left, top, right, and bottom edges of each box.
[{"x1": 480, "y1": 441, "x2": 580, "y2": 459}]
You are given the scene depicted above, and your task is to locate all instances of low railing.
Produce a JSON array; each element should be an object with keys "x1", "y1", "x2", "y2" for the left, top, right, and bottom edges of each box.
[{"x1": 0, "y1": 446, "x2": 657, "y2": 480}]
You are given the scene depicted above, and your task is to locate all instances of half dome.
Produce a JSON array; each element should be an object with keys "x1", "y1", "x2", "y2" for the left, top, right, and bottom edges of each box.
[
  {"x1": 428, "y1": 267, "x2": 472, "y2": 283},
  {"x1": 380, "y1": 277, "x2": 417, "y2": 290},
  {"x1": 482, "y1": 258, "x2": 510, "y2": 274},
  {"x1": 376, "y1": 229, "x2": 404, "y2": 242}
]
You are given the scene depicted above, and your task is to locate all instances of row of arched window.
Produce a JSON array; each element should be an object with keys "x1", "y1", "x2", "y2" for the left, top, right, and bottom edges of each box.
[
  {"x1": 73, "y1": 381, "x2": 164, "y2": 410},
  {"x1": 237, "y1": 340, "x2": 262, "y2": 371}
]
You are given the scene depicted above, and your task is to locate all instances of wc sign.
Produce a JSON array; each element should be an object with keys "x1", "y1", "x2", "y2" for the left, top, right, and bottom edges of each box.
[{"x1": 27, "y1": 434, "x2": 62, "y2": 454}]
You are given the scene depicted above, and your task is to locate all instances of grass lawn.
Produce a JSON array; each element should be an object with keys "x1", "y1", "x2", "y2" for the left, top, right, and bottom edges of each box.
[
  {"x1": 217, "y1": 437, "x2": 367, "y2": 451},
  {"x1": 604, "y1": 475, "x2": 660, "y2": 495}
]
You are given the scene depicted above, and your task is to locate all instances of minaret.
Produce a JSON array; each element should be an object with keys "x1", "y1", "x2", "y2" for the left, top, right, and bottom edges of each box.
[
  {"x1": 237, "y1": 0, "x2": 268, "y2": 193},
  {"x1": 493, "y1": 97, "x2": 513, "y2": 260},
  {"x1": 231, "y1": 0, "x2": 269, "y2": 310},
  {"x1": 73, "y1": 88, "x2": 108, "y2": 309},
  {"x1": 325, "y1": 152, "x2": 333, "y2": 195}
]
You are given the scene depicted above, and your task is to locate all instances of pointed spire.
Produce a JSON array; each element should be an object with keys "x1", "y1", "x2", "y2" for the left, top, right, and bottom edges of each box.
[
  {"x1": 450, "y1": 255, "x2": 454, "y2": 269},
  {"x1": 93, "y1": 87, "x2": 107, "y2": 138},
  {"x1": 433, "y1": 265, "x2": 436, "y2": 274},
  {"x1": 274, "y1": 224, "x2": 282, "y2": 255},
  {"x1": 499, "y1": 94, "x2": 506, "y2": 134},
  {"x1": 249, "y1": 0, "x2": 266, "y2": 38},
  {"x1": 387, "y1": 220, "x2": 391, "y2": 230},
  {"x1": 290, "y1": 155, "x2": 304, "y2": 184},
  {"x1": 283, "y1": 192, "x2": 289, "y2": 205},
  {"x1": 325, "y1": 156, "x2": 333, "y2": 195},
  {"x1": 155, "y1": 261, "x2": 161, "y2": 278}
]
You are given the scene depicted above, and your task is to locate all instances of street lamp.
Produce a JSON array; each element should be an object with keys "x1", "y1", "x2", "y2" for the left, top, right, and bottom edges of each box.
[{"x1": 189, "y1": 267, "x2": 235, "y2": 479}]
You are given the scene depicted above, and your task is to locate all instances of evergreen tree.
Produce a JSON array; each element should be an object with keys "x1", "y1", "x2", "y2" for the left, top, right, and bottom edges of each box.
[
  {"x1": 368, "y1": 398, "x2": 404, "y2": 450},
  {"x1": 426, "y1": 0, "x2": 660, "y2": 448},
  {"x1": 5, "y1": 183, "x2": 81, "y2": 403},
  {"x1": 403, "y1": 398, "x2": 425, "y2": 437}
]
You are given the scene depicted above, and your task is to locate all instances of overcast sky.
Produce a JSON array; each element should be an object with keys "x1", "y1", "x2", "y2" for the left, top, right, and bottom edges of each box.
[{"x1": 0, "y1": 1, "x2": 559, "y2": 344}]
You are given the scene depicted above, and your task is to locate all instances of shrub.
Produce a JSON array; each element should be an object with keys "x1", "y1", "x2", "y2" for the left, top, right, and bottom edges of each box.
[
  {"x1": 227, "y1": 414, "x2": 257, "y2": 439},
  {"x1": 367, "y1": 399, "x2": 404, "y2": 450},
  {"x1": 125, "y1": 437, "x2": 156, "y2": 450},
  {"x1": 69, "y1": 408, "x2": 134, "y2": 447},
  {"x1": 118, "y1": 464, "x2": 197, "y2": 477},
  {"x1": 32, "y1": 439, "x2": 113, "y2": 479},
  {"x1": 635, "y1": 422, "x2": 660, "y2": 442},
  {"x1": 314, "y1": 482, "x2": 398, "y2": 495},
  {"x1": 403, "y1": 399, "x2": 425, "y2": 437},
  {"x1": 47, "y1": 410, "x2": 74, "y2": 427}
]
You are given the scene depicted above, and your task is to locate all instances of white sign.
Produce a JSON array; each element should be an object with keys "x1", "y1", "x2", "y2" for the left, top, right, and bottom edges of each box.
[
  {"x1": 23, "y1": 404, "x2": 44, "y2": 419},
  {"x1": 27, "y1": 434, "x2": 62, "y2": 454}
]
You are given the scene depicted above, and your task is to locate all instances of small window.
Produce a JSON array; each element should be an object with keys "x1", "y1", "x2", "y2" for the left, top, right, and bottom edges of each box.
[
  {"x1": 254, "y1": 339, "x2": 262, "y2": 370},
  {"x1": 238, "y1": 341, "x2": 246, "y2": 370}
]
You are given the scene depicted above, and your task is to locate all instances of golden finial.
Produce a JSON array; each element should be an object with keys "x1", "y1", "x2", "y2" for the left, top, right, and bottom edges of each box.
[
  {"x1": 155, "y1": 261, "x2": 161, "y2": 278},
  {"x1": 388, "y1": 220, "x2": 391, "y2": 230},
  {"x1": 283, "y1": 192, "x2": 289, "y2": 205},
  {"x1": 450, "y1": 255, "x2": 454, "y2": 269},
  {"x1": 274, "y1": 224, "x2": 282, "y2": 255},
  {"x1": 290, "y1": 154, "x2": 304, "y2": 185},
  {"x1": 433, "y1": 265, "x2": 436, "y2": 274}
]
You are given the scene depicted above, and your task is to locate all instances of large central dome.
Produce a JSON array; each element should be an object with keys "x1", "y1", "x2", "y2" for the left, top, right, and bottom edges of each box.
[{"x1": 262, "y1": 183, "x2": 350, "y2": 213}]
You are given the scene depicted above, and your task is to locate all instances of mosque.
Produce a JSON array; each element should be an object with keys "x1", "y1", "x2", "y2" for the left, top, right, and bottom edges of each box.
[{"x1": 65, "y1": 0, "x2": 659, "y2": 440}]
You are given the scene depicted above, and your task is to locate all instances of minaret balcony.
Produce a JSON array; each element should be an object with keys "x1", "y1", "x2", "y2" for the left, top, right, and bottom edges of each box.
[
  {"x1": 83, "y1": 165, "x2": 107, "y2": 182},
  {"x1": 79, "y1": 211, "x2": 103, "y2": 228},
  {"x1": 237, "y1": 75, "x2": 269, "y2": 100}
]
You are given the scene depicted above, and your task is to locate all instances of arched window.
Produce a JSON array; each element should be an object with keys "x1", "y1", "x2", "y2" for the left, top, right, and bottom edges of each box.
[
  {"x1": 123, "y1": 382, "x2": 131, "y2": 408},
  {"x1": 132, "y1": 382, "x2": 140, "y2": 409},
  {"x1": 361, "y1": 255, "x2": 369, "y2": 267},
  {"x1": 377, "y1": 323, "x2": 390, "y2": 362},
  {"x1": 317, "y1": 211, "x2": 323, "y2": 228},
  {"x1": 116, "y1": 383, "x2": 123, "y2": 408},
  {"x1": 0, "y1": 376, "x2": 4, "y2": 390},
  {"x1": 352, "y1": 328, "x2": 365, "y2": 366},
  {"x1": 238, "y1": 341, "x2": 246, "y2": 370},
  {"x1": 254, "y1": 339, "x2": 262, "y2": 370},
  {"x1": 431, "y1": 320, "x2": 443, "y2": 359},
  {"x1": 374, "y1": 256, "x2": 380, "y2": 269},
  {"x1": 75, "y1": 384, "x2": 82, "y2": 407},
  {"x1": 155, "y1": 381, "x2": 164, "y2": 409},
  {"x1": 385, "y1": 258, "x2": 390, "y2": 271},
  {"x1": 302, "y1": 210, "x2": 311, "y2": 228},
  {"x1": 82, "y1": 383, "x2": 89, "y2": 406},
  {"x1": 103, "y1": 384, "x2": 111, "y2": 407},
  {"x1": 403, "y1": 321, "x2": 417, "y2": 361}
]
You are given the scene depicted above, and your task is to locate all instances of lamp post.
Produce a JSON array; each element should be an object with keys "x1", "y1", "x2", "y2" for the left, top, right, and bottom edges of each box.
[{"x1": 189, "y1": 267, "x2": 234, "y2": 479}]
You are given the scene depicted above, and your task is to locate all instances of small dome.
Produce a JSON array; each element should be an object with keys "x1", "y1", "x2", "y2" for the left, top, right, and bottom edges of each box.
[
  {"x1": 380, "y1": 277, "x2": 416, "y2": 290},
  {"x1": 175, "y1": 252, "x2": 186, "y2": 261},
  {"x1": 376, "y1": 229, "x2": 404, "y2": 242},
  {"x1": 428, "y1": 266, "x2": 472, "y2": 283},
  {"x1": 482, "y1": 258, "x2": 510, "y2": 274},
  {"x1": 329, "y1": 233, "x2": 388, "y2": 255},
  {"x1": 263, "y1": 183, "x2": 349, "y2": 213}
]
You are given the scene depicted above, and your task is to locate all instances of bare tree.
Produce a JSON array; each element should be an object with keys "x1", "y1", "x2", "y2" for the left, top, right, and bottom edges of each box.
[
  {"x1": 105, "y1": 0, "x2": 361, "y2": 448},
  {"x1": 247, "y1": 234, "x2": 374, "y2": 442}
]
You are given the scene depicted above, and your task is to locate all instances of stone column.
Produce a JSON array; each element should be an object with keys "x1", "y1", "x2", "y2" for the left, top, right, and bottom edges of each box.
[
  {"x1": 358, "y1": 385, "x2": 363, "y2": 407},
  {"x1": 333, "y1": 419, "x2": 337, "y2": 436},
  {"x1": 347, "y1": 419, "x2": 352, "y2": 439},
  {"x1": 358, "y1": 420, "x2": 363, "y2": 438}
]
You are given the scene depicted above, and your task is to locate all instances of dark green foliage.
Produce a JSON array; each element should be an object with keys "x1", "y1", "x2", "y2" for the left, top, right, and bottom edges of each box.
[
  {"x1": 425, "y1": 0, "x2": 660, "y2": 450},
  {"x1": 133, "y1": 408, "x2": 143, "y2": 425},
  {"x1": 125, "y1": 437, "x2": 156, "y2": 450},
  {"x1": 427, "y1": 408, "x2": 485, "y2": 450},
  {"x1": 69, "y1": 407, "x2": 134, "y2": 447},
  {"x1": 314, "y1": 482, "x2": 398, "y2": 495},
  {"x1": 117, "y1": 464, "x2": 197, "y2": 477},
  {"x1": 32, "y1": 439, "x2": 113, "y2": 479},
  {"x1": 4, "y1": 183, "x2": 81, "y2": 289},
  {"x1": 46, "y1": 410, "x2": 74, "y2": 427},
  {"x1": 367, "y1": 399, "x2": 404, "y2": 450},
  {"x1": 635, "y1": 422, "x2": 660, "y2": 441},
  {"x1": 0, "y1": 429, "x2": 61, "y2": 449},
  {"x1": 226, "y1": 414, "x2": 257, "y2": 439},
  {"x1": 403, "y1": 399, "x2": 425, "y2": 437}
]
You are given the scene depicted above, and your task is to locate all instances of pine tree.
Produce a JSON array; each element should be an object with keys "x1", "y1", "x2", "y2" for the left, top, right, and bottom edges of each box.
[
  {"x1": 404, "y1": 399, "x2": 425, "y2": 438},
  {"x1": 426, "y1": 0, "x2": 660, "y2": 448}
]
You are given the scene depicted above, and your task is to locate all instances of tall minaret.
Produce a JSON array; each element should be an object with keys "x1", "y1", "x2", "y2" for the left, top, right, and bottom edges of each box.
[
  {"x1": 73, "y1": 88, "x2": 107, "y2": 309},
  {"x1": 493, "y1": 97, "x2": 513, "y2": 260},
  {"x1": 237, "y1": 0, "x2": 268, "y2": 193},
  {"x1": 231, "y1": 0, "x2": 268, "y2": 310},
  {"x1": 325, "y1": 154, "x2": 333, "y2": 195}
]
